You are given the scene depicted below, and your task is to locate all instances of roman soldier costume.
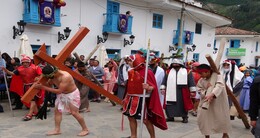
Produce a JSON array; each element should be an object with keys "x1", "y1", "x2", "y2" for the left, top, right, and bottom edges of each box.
[
  {"x1": 11, "y1": 55, "x2": 44, "y2": 107},
  {"x1": 122, "y1": 52, "x2": 167, "y2": 130}
]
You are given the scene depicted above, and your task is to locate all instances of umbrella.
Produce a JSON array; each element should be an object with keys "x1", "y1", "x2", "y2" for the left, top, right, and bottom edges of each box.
[
  {"x1": 18, "y1": 34, "x2": 34, "y2": 59},
  {"x1": 98, "y1": 45, "x2": 109, "y2": 67}
]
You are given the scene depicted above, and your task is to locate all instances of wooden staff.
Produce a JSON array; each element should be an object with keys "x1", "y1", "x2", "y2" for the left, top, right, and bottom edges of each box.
[
  {"x1": 206, "y1": 55, "x2": 250, "y2": 129},
  {"x1": 83, "y1": 44, "x2": 101, "y2": 64},
  {"x1": 139, "y1": 39, "x2": 151, "y2": 138},
  {"x1": 73, "y1": 52, "x2": 81, "y2": 61}
]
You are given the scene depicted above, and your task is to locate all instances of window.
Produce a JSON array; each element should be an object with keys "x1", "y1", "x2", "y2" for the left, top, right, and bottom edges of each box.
[
  {"x1": 150, "y1": 50, "x2": 160, "y2": 57},
  {"x1": 230, "y1": 40, "x2": 240, "y2": 48},
  {"x1": 193, "y1": 53, "x2": 199, "y2": 62},
  {"x1": 195, "y1": 23, "x2": 202, "y2": 34},
  {"x1": 256, "y1": 42, "x2": 259, "y2": 52},
  {"x1": 152, "y1": 13, "x2": 163, "y2": 29},
  {"x1": 213, "y1": 39, "x2": 216, "y2": 49},
  {"x1": 31, "y1": 45, "x2": 51, "y2": 55},
  {"x1": 106, "y1": 49, "x2": 121, "y2": 60}
]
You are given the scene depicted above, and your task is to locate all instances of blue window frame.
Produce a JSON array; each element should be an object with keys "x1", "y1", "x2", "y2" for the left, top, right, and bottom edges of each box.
[
  {"x1": 31, "y1": 45, "x2": 51, "y2": 55},
  {"x1": 228, "y1": 59, "x2": 240, "y2": 65},
  {"x1": 230, "y1": 40, "x2": 240, "y2": 48},
  {"x1": 152, "y1": 13, "x2": 163, "y2": 29},
  {"x1": 106, "y1": 49, "x2": 121, "y2": 60},
  {"x1": 107, "y1": 0, "x2": 120, "y2": 14},
  {"x1": 193, "y1": 53, "x2": 199, "y2": 62},
  {"x1": 177, "y1": 19, "x2": 181, "y2": 31},
  {"x1": 256, "y1": 42, "x2": 259, "y2": 52},
  {"x1": 214, "y1": 39, "x2": 216, "y2": 49}
]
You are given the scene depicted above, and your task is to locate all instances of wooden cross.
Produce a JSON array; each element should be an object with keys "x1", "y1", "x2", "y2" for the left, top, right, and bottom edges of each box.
[
  {"x1": 21, "y1": 27, "x2": 122, "y2": 105},
  {"x1": 206, "y1": 55, "x2": 250, "y2": 129}
]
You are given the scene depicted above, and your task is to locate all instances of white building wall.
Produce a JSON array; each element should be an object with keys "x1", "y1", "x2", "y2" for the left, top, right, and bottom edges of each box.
[
  {"x1": 0, "y1": 0, "x2": 221, "y2": 65},
  {"x1": 215, "y1": 37, "x2": 260, "y2": 66}
]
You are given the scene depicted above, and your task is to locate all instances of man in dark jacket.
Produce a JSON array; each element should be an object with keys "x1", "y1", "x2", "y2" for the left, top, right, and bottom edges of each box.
[{"x1": 249, "y1": 76, "x2": 260, "y2": 137}]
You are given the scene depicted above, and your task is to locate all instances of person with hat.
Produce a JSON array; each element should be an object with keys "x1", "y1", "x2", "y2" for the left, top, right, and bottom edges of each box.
[
  {"x1": 117, "y1": 55, "x2": 130, "y2": 101},
  {"x1": 189, "y1": 62, "x2": 201, "y2": 117},
  {"x1": 122, "y1": 52, "x2": 167, "y2": 138},
  {"x1": 2, "y1": 55, "x2": 44, "y2": 121},
  {"x1": 34, "y1": 64, "x2": 89, "y2": 136},
  {"x1": 161, "y1": 58, "x2": 196, "y2": 123},
  {"x1": 249, "y1": 74, "x2": 260, "y2": 137},
  {"x1": 196, "y1": 64, "x2": 231, "y2": 138},
  {"x1": 149, "y1": 57, "x2": 165, "y2": 107},
  {"x1": 219, "y1": 59, "x2": 244, "y2": 120},
  {"x1": 74, "y1": 61, "x2": 92, "y2": 112}
]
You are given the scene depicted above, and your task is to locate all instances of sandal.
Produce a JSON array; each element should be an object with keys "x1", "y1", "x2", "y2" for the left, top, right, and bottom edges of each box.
[
  {"x1": 23, "y1": 114, "x2": 32, "y2": 121},
  {"x1": 32, "y1": 112, "x2": 38, "y2": 116}
]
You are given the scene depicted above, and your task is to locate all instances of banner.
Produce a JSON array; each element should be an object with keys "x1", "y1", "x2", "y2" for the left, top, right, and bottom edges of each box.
[
  {"x1": 227, "y1": 48, "x2": 246, "y2": 56},
  {"x1": 39, "y1": 1, "x2": 55, "y2": 24},
  {"x1": 118, "y1": 14, "x2": 128, "y2": 33}
]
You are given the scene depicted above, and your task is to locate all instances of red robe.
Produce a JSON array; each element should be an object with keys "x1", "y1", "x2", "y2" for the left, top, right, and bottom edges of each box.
[{"x1": 124, "y1": 68, "x2": 168, "y2": 130}]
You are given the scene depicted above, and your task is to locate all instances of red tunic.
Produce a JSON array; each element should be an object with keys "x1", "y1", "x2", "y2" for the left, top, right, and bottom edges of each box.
[{"x1": 10, "y1": 64, "x2": 44, "y2": 107}]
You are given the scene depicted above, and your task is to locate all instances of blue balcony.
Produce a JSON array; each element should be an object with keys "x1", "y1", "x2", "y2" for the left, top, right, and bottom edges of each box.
[
  {"x1": 103, "y1": 13, "x2": 133, "y2": 34},
  {"x1": 23, "y1": 0, "x2": 61, "y2": 27},
  {"x1": 172, "y1": 30, "x2": 194, "y2": 45}
]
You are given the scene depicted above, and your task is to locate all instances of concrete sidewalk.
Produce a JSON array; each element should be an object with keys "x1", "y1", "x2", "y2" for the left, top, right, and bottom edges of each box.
[{"x1": 0, "y1": 99, "x2": 254, "y2": 138}]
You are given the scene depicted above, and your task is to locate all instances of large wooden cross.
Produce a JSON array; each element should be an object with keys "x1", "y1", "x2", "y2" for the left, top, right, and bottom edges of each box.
[
  {"x1": 206, "y1": 55, "x2": 250, "y2": 129},
  {"x1": 21, "y1": 27, "x2": 122, "y2": 105}
]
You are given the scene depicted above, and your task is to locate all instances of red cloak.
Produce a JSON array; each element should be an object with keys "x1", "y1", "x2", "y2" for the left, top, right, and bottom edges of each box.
[{"x1": 138, "y1": 68, "x2": 168, "y2": 130}]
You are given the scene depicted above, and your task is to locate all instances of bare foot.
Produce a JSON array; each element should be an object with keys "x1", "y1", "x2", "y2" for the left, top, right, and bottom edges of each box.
[
  {"x1": 77, "y1": 130, "x2": 89, "y2": 136},
  {"x1": 46, "y1": 130, "x2": 61, "y2": 136},
  {"x1": 86, "y1": 109, "x2": 90, "y2": 112}
]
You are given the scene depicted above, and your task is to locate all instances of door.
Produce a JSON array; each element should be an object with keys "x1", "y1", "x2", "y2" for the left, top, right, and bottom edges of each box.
[{"x1": 31, "y1": 45, "x2": 51, "y2": 55}]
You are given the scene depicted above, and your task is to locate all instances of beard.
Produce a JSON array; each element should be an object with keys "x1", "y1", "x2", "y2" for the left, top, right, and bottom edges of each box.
[{"x1": 223, "y1": 68, "x2": 230, "y2": 73}]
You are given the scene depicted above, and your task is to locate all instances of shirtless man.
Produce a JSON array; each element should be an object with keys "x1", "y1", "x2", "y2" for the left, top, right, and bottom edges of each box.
[{"x1": 34, "y1": 65, "x2": 88, "y2": 136}]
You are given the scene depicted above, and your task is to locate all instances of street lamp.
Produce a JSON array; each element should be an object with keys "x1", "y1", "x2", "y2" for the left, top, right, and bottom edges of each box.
[
  {"x1": 169, "y1": 43, "x2": 178, "y2": 52},
  {"x1": 97, "y1": 32, "x2": 109, "y2": 44},
  {"x1": 187, "y1": 44, "x2": 196, "y2": 52},
  {"x1": 186, "y1": 44, "x2": 196, "y2": 62},
  {"x1": 13, "y1": 20, "x2": 26, "y2": 39},
  {"x1": 213, "y1": 47, "x2": 218, "y2": 54},
  {"x1": 124, "y1": 35, "x2": 135, "y2": 47},
  {"x1": 58, "y1": 27, "x2": 71, "y2": 43}
]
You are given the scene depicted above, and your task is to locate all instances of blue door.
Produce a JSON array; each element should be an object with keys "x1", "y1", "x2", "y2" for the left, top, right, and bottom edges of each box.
[{"x1": 107, "y1": 0, "x2": 119, "y2": 14}]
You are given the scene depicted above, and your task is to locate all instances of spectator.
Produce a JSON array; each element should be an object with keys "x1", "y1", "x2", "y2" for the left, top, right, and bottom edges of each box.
[{"x1": 89, "y1": 60, "x2": 104, "y2": 103}]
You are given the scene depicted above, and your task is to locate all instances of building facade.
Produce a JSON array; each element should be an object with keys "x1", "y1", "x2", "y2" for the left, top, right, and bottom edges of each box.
[
  {"x1": 215, "y1": 27, "x2": 260, "y2": 67},
  {"x1": 1, "y1": 0, "x2": 231, "y2": 64}
]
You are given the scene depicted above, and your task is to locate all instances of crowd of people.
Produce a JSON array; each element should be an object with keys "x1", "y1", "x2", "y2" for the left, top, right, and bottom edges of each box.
[{"x1": 0, "y1": 51, "x2": 260, "y2": 137}]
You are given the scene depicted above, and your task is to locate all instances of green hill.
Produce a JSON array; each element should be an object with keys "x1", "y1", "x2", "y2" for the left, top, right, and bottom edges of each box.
[{"x1": 197, "y1": 0, "x2": 260, "y2": 33}]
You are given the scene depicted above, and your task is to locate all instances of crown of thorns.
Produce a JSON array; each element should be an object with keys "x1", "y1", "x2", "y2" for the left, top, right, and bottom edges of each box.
[{"x1": 42, "y1": 66, "x2": 58, "y2": 77}]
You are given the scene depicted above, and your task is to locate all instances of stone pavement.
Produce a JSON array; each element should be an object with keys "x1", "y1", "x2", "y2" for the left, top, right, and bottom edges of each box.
[{"x1": 0, "y1": 99, "x2": 254, "y2": 138}]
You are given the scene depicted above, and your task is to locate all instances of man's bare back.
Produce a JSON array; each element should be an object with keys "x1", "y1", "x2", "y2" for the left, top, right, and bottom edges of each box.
[{"x1": 48, "y1": 70, "x2": 77, "y2": 94}]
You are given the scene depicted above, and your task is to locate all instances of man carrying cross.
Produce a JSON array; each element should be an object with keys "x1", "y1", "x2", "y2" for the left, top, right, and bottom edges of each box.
[
  {"x1": 34, "y1": 64, "x2": 89, "y2": 136},
  {"x1": 196, "y1": 64, "x2": 231, "y2": 138}
]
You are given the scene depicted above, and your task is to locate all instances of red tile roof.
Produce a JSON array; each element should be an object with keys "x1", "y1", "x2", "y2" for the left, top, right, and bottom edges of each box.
[{"x1": 216, "y1": 27, "x2": 260, "y2": 35}]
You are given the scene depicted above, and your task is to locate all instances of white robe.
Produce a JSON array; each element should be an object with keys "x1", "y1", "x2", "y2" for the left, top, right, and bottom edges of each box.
[
  {"x1": 154, "y1": 66, "x2": 165, "y2": 107},
  {"x1": 197, "y1": 73, "x2": 232, "y2": 135}
]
